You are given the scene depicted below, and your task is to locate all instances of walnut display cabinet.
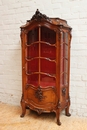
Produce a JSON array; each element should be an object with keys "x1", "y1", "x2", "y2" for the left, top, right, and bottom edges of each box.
[{"x1": 20, "y1": 9, "x2": 72, "y2": 125}]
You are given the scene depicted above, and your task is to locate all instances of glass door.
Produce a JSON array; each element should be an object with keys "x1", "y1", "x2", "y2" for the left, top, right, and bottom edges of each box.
[
  {"x1": 40, "y1": 26, "x2": 56, "y2": 87},
  {"x1": 26, "y1": 27, "x2": 39, "y2": 87},
  {"x1": 26, "y1": 26, "x2": 56, "y2": 88}
]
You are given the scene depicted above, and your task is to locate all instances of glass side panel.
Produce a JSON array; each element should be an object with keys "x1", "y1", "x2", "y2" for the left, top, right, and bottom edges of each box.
[
  {"x1": 27, "y1": 74, "x2": 39, "y2": 86},
  {"x1": 64, "y1": 59, "x2": 68, "y2": 73},
  {"x1": 41, "y1": 59, "x2": 56, "y2": 74},
  {"x1": 61, "y1": 43, "x2": 68, "y2": 59},
  {"x1": 40, "y1": 74, "x2": 56, "y2": 87},
  {"x1": 64, "y1": 44, "x2": 68, "y2": 59},
  {"x1": 61, "y1": 73, "x2": 64, "y2": 85},
  {"x1": 61, "y1": 73, "x2": 68, "y2": 85},
  {"x1": 64, "y1": 73, "x2": 68, "y2": 85},
  {"x1": 60, "y1": 32, "x2": 69, "y2": 86},
  {"x1": 41, "y1": 26, "x2": 56, "y2": 44},
  {"x1": 26, "y1": 44, "x2": 39, "y2": 58},
  {"x1": 61, "y1": 43, "x2": 64, "y2": 57},
  {"x1": 60, "y1": 58, "x2": 64, "y2": 73},
  {"x1": 61, "y1": 58, "x2": 68, "y2": 73},
  {"x1": 27, "y1": 27, "x2": 39, "y2": 44},
  {"x1": 63, "y1": 32, "x2": 68, "y2": 43},
  {"x1": 41, "y1": 44, "x2": 56, "y2": 59},
  {"x1": 26, "y1": 59, "x2": 39, "y2": 73}
]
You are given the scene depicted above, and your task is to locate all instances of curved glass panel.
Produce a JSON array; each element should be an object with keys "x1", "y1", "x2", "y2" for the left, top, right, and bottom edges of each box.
[
  {"x1": 26, "y1": 44, "x2": 39, "y2": 58},
  {"x1": 61, "y1": 43, "x2": 68, "y2": 59},
  {"x1": 27, "y1": 27, "x2": 39, "y2": 44},
  {"x1": 41, "y1": 26, "x2": 56, "y2": 44},
  {"x1": 61, "y1": 73, "x2": 68, "y2": 85},
  {"x1": 63, "y1": 32, "x2": 68, "y2": 44},
  {"x1": 60, "y1": 32, "x2": 69, "y2": 86},
  {"x1": 61, "y1": 58, "x2": 68, "y2": 73}
]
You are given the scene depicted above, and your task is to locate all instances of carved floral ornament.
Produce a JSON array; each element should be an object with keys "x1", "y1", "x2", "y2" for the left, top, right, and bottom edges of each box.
[
  {"x1": 30, "y1": 9, "x2": 51, "y2": 22},
  {"x1": 35, "y1": 86, "x2": 45, "y2": 101}
]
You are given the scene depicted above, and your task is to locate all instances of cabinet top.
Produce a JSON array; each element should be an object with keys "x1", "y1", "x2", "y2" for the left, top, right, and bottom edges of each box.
[{"x1": 20, "y1": 9, "x2": 72, "y2": 30}]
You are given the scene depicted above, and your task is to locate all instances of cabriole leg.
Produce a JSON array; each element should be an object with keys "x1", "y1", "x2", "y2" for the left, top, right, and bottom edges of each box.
[
  {"x1": 20, "y1": 100, "x2": 26, "y2": 117},
  {"x1": 65, "y1": 106, "x2": 71, "y2": 117},
  {"x1": 56, "y1": 109, "x2": 61, "y2": 126},
  {"x1": 65, "y1": 98, "x2": 71, "y2": 117}
]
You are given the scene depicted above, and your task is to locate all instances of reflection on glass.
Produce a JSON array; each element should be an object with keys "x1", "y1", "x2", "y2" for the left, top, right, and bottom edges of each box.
[
  {"x1": 61, "y1": 58, "x2": 68, "y2": 73},
  {"x1": 64, "y1": 59, "x2": 68, "y2": 73},
  {"x1": 64, "y1": 73, "x2": 68, "y2": 85},
  {"x1": 26, "y1": 44, "x2": 39, "y2": 58},
  {"x1": 40, "y1": 74, "x2": 56, "y2": 87},
  {"x1": 27, "y1": 74, "x2": 39, "y2": 86},
  {"x1": 61, "y1": 73, "x2": 68, "y2": 85},
  {"x1": 41, "y1": 26, "x2": 56, "y2": 44},
  {"x1": 41, "y1": 59, "x2": 56, "y2": 74},
  {"x1": 64, "y1": 44, "x2": 68, "y2": 59},
  {"x1": 63, "y1": 32, "x2": 68, "y2": 43},
  {"x1": 61, "y1": 44, "x2": 68, "y2": 59},
  {"x1": 41, "y1": 44, "x2": 56, "y2": 59},
  {"x1": 26, "y1": 59, "x2": 39, "y2": 73},
  {"x1": 60, "y1": 32, "x2": 69, "y2": 86},
  {"x1": 27, "y1": 27, "x2": 39, "y2": 44},
  {"x1": 26, "y1": 26, "x2": 56, "y2": 88}
]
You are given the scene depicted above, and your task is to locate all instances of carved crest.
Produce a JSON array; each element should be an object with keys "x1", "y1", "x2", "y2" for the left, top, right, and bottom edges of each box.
[{"x1": 30, "y1": 9, "x2": 51, "y2": 22}]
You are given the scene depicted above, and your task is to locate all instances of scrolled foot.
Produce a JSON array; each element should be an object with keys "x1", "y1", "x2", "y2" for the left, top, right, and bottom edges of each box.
[
  {"x1": 57, "y1": 119, "x2": 61, "y2": 126},
  {"x1": 65, "y1": 106, "x2": 71, "y2": 117},
  {"x1": 20, "y1": 99, "x2": 26, "y2": 118},
  {"x1": 66, "y1": 113, "x2": 71, "y2": 117},
  {"x1": 20, "y1": 113, "x2": 25, "y2": 118}
]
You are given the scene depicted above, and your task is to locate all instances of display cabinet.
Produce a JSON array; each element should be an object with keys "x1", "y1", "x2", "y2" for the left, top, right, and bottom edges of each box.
[{"x1": 20, "y1": 9, "x2": 72, "y2": 125}]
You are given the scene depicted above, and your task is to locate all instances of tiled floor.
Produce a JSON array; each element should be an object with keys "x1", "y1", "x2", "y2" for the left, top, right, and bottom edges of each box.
[{"x1": 0, "y1": 102, "x2": 87, "y2": 130}]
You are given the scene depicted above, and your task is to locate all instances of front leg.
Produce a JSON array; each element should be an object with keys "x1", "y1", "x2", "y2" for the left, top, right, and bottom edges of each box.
[
  {"x1": 20, "y1": 99, "x2": 26, "y2": 117},
  {"x1": 65, "y1": 106, "x2": 71, "y2": 117},
  {"x1": 65, "y1": 96, "x2": 71, "y2": 117},
  {"x1": 56, "y1": 109, "x2": 61, "y2": 125}
]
